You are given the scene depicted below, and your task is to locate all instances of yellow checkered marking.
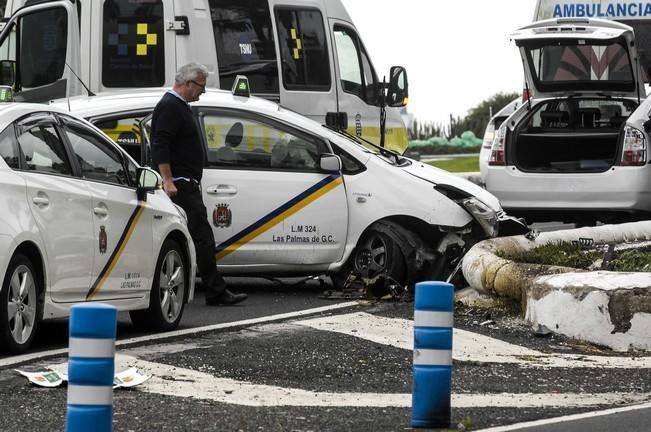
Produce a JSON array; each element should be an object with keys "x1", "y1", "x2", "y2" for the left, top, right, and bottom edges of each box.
[
  {"x1": 136, "y1": 23, "x2": 158, "y2": 56},
  {"x1": 290, "y1": 27, "x2": 302, "y2": 60}
]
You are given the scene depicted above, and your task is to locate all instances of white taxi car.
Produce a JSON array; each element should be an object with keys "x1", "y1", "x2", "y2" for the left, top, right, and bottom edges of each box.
[
  {"x1": 53, "y1": 83, "x2": 522, "y2": 298},
  {"x1": 0, "y1": 102, "x2": 196, "y2": 354}
]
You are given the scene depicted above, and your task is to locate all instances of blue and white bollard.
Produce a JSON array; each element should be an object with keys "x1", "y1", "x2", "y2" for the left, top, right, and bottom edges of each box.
[
  {"x1": 66, "y1": 303, "x2": 117, "y2": 432},
  {"x1": 411, "y1": 281, "x2": 454, "y2": 428}
]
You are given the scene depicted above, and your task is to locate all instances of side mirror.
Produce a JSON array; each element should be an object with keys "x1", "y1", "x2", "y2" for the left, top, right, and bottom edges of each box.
[
  {"x1": 0, "y1": 60, "x2": 15, "y2": 88},
  {"x1": 386, "y1": 66, "x2": 408, "y2": 108},
  {"x1": 136, "y1": 166, "x2": 161, "y2": 201},
  {"x1": 319, "y1": 153, "x2": 342, "y2": 173}
]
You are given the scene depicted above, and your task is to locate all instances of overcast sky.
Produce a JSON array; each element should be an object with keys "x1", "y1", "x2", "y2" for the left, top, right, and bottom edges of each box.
[{"x1": 340, "y1": 0, "x2": 537, "y2": 125}]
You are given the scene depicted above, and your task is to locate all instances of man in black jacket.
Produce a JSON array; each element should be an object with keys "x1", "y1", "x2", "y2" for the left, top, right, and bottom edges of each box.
[{"x1": 151, "y1": 62, "x2": 247, "y2": 306}]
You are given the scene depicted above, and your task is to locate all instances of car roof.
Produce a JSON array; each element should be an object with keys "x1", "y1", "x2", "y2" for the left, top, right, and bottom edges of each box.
[
  {"x1": 0, "y1": 102, "x2": 86, "y2": 130},
  {"x1": 50, "y1": 88, "x2": 282, "y2": 118}
]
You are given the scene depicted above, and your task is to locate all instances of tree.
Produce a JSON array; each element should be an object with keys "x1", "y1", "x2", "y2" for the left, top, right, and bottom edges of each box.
[{"x1": 458, "y1": 92, "x2": 520, "y2": 137}]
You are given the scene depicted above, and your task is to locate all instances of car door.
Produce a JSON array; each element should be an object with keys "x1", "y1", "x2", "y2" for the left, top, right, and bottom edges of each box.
[
  {"x1": 197, "y1": 108, "x2": 348, "y2": 270},
  {"x1": 58, "y1": 114, "x2": 154, "y2": 301},
  {"x1": 14, "y1": 113, "x2": 94, "y2": 303}
]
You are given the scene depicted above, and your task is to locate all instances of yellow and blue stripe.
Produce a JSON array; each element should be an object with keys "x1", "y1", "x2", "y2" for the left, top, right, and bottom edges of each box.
[
  {"x1": 86, "y1": 203, "x2": 145, "y2": 301},
  {"x1": 215, "y1": 174, "x2": 343, "y2": 260}
]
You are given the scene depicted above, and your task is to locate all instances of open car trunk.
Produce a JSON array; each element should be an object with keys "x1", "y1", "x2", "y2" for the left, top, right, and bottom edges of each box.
[{"x1": 510, "y1": 97, "x2": 637, "y2": 173}]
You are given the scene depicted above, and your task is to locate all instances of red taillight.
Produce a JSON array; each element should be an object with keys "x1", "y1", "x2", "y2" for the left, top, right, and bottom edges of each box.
[
  {"x1": 621, "y1": 126, "x2": 647, "y2": 167},
  {"x1": 488, "y1": 126, "x2": 506, "y2": 166},
  {"x1": 522, "y1": 88, "x2": 534, "y2": 102}
]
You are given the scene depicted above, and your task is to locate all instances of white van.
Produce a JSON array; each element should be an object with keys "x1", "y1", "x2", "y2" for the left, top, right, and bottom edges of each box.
[{"x1": 0, "y1": 0, "x2": 409, "y2": 153}]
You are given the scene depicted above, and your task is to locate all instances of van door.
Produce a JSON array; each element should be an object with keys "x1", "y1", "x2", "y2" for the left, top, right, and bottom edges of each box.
[
  {"x1": 272, "y1": 4, "x2": 337, "y2": 121},
  {"x1": 0, "y1": 0, "x2": 81, "y2": 102},
  {"x1": 95, "y1": 0, "x2": 173, "y2": 93},
  {"x1": 330, "y1": 22, "x2": 408, "y2": 154}
]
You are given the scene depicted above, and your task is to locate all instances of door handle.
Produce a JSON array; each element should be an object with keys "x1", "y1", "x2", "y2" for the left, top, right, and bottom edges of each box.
[
  {"x1": 206, "y1": 184, "x2": 237, "y2": 195},
  {"x1": 32, "y1": 196, "x2": 49, "y2": 206},
  {"x1": 93, "y1": 207, "x2": 108, "y2": 216}
]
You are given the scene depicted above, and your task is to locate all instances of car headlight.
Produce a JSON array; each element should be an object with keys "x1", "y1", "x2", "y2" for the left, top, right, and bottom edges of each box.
[
  {"x1": 459, "y1": 197, "x2": 498, "y2": 238},
  {"x1": 433, "y1": 184, "x2": 499, "y2": 237},
  {"x1": 173, "y1": 203, "x2": 188, "y2": 225}
]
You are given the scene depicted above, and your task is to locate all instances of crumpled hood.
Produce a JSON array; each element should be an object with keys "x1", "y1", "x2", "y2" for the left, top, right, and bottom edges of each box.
[{"x1": 403, "y1": 161, "x2": 502, "y2": 211}]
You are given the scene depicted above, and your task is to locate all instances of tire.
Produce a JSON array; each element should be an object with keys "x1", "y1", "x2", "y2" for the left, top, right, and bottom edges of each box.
[
  {"x1": 130, "y1": 239, "x2": 186, "y2": 332},
  {"x1": 0, "y1": 254, "x2": 39, "y2": 354},
  {"x1": 353, "y1": 226, "x2": 407, "y2": 297}
]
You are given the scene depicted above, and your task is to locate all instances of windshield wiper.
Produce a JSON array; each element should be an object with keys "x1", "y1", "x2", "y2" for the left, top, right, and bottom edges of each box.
[{"x1": 325, "y1": 125, "x2": 405, "y2": 165}]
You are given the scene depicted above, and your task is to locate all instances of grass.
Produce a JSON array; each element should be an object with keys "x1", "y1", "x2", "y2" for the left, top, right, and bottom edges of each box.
[
  {"x1": 426, "y1": 156, "x2": 479, "y2": 172},
  {"x1": 499, "y1": 241, "x2": 651, "y2": 271}
]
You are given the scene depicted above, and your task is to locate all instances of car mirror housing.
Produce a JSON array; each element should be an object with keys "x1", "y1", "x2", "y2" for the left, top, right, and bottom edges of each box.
[
  {"x1": 136, "y1": 167, "x2": 161, "y2": 201},
  {"x1": 386, "y1": 66, "x2": 408, "y2": 108},
  {"x1": 320, "y1": 153, "x2": 342, "y2": 173}
]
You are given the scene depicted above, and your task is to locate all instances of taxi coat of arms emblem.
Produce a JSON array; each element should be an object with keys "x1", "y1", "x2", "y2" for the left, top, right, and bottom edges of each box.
[{"x1": 213, "y1": 204, "x2": 232, "y2": 227}]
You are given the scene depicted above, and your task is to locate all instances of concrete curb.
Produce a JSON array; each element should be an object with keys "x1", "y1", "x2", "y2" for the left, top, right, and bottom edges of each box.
[{"x1": 461, "y1": 221, "x2": 651, "y2": 351}]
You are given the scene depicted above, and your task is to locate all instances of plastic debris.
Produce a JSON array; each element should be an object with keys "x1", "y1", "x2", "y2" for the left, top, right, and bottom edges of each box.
[
  {"x1": 15, "y1": 369, "x2": 67, "y2": 387},
  {"x1": 16, "y1": 367, "x2": 150, "y2": 389},
  {"x1": 113, "y1": 367, "x2": 150, "y2": 388}
]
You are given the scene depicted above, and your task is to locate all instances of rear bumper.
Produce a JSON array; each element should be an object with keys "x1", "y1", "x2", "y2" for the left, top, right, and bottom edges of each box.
[{"x1": 486, "y1": 164, "x2": 651, "y2": 212}]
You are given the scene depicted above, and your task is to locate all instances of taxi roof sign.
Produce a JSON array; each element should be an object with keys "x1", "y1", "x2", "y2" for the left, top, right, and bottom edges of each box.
[
  {"x1": 0, "y1": 86, "x2": 14, "y2": 103},
  {"x1": 232, "y1": 75, "x2": 250, "y2": 98}
]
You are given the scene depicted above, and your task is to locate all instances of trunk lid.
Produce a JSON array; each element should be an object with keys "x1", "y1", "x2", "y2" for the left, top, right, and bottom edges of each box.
[{"x1": 511, "y1": 18, "x2": 645, "y2": 100}]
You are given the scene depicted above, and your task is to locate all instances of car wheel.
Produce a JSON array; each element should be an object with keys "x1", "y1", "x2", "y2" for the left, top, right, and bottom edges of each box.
[
  {"x1": 353, "y1": 226, "x2": 407, "y2": 297},
  {"x1": 0, "y1": 254, "x2": 39, "y2": 354},
  {"x1": 130, "y1": 239, "x2": 186, "y2": 331}
]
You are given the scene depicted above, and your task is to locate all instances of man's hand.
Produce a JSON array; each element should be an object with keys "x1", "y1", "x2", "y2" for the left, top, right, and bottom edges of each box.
[
  {"x1": 162, "y1": 178, "x2": 177, "y2": 197},
  {"x1": 158, "y1": 163, "x2": 177, "y2": 197}
]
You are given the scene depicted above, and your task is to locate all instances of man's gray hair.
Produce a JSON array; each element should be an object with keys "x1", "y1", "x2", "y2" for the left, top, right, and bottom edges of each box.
[{"x1": 174, "y1": 62, "x2": 209, "y2": 84}]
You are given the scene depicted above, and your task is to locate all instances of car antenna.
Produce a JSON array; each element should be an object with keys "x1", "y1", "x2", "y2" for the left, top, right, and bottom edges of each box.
[
  {"x1": 379, "y1": 75, "x2": 387, "y2": 148},
  {"x1": 65, "y1": 61, "x2": 95, "y2": 97}
]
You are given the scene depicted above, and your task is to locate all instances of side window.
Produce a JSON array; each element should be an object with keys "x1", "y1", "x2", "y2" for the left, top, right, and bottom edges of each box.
[
  {"x1": 331, "y1": 142, "x2": 365, "y2": 175},
  {"x1": 0, "y1": 125, "x2": 19, "y2": 168},
  {"x1": 62, "y1": 118, "x2": 129, "y2": 186},
  {"x1": 201, "y1": 113, "x2": 325, "y2": 172},
  {"x1": 275, "y1": 8, "x2": 330, "y2": 90},
  {"x1": 20, "y1": 7, "x2": 68, "y2": 88},
  {"x1": 102, "y1": 0, "x2": 165, "y2": 87},
  {"x1": 17, "y1": 122, "x2": 71, "y2": 175},
  {"x1": 209, "y1": 0, "x2": 279, "y2": 95},
  {"x1": 334, "y1": 26, "x2": 378, "y2": 103},
  {"x1": 94, "y1": 113, "x2": 147, "y2": 163}
]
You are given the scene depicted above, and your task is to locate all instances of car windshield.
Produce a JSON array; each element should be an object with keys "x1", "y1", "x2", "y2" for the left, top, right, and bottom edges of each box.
[{"x1": 521, "y1": 36, "x2": 635, "y2": 93}]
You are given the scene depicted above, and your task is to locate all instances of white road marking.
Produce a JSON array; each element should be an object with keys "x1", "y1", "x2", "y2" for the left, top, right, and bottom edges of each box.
[
  {"x1": 0, "y1": 302, "x2": 359, "y2": 368},
  {"x1": 46, "y1": 355, "x2": 651, "y2": 408},
  {"x1": 475, "y1": 401, "x2": 651, "y2": 432},
  {"x1": 297, "y1": 312, "x2": 651, "y2": 368}
]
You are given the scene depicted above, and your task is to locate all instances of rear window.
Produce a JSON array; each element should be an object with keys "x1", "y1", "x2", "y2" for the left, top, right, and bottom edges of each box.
[
  {"x1": 210, "y1": 0, "x2": 279, "y2": 95},
  {"x1": 520, "y1": 37, "x2": 635, "y2": 93}
]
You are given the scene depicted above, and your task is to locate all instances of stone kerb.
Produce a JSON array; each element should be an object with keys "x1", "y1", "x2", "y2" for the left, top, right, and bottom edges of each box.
[{"x1": 461, "y1": 221, "x2": 651, "y2": 351}]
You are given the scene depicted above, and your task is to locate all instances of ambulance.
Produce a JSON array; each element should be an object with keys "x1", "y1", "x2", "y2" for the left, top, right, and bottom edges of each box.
[
  {"x1": 0, "y1": 0, "x2": 409, "y2": 153},
  {"x1": 534, "y1": 0, "x2": 651, "y2": 85}
]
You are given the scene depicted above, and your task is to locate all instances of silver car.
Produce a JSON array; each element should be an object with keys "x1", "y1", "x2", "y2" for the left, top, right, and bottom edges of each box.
[{"x1": 485, "y1": 18, "x2": 649, "y2": 224}]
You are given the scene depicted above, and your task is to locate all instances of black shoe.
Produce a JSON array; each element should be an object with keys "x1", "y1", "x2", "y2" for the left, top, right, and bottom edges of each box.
[{"x1": 205, "y1": 289, "x2": 248, "y2": 306}]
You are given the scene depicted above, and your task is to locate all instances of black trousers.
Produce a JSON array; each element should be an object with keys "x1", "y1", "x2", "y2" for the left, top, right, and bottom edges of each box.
[{"x1": 171, "y1": 180, "x2": 226, "y2": 300}]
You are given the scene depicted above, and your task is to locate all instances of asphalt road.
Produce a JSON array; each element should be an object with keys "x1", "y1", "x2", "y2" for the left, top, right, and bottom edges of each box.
[{"x1": 1, "y1": 280, "x2": 650, "y2": 432}]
